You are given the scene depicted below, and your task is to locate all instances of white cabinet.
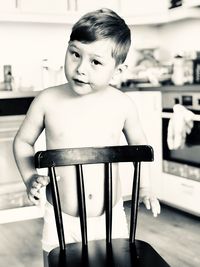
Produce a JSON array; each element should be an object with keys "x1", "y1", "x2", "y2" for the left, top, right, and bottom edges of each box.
[
  {"x1": 121, "y1": 1, "x2": 200, "y2": 25},
  {"x1": 19, "y1": 0, "x2": 68, "y2": 14},
  {"x1": 0, "y1": 0, "x2": 75, "y2": 23},
  {"x1": 77, "y1": 0, "x2": 120, "y2": 14},
  {"x1": 1, "y1": 0, "x2": 200, "y2": 25},
  {"x1": 0, "y1": 0, "x2": 69, "y2": 14},
  {"x1": 162, "y1": 173, "x2": 200, "y2": 216},
  {"x1": 121, "y1": 0, "x2": 169, "y2": 17},
  {"x1": 0, "y1": 92, "x2": 46, "y2": 224},
  {"x1": 121, "y1": 91, "x2": 162, "y2": 199},
  {"x1": 0, "y1": 0, "x2": 17, "y2": 12},
  {"x1": 0, "y1": 115, "x2": 45, "y2": 224}
]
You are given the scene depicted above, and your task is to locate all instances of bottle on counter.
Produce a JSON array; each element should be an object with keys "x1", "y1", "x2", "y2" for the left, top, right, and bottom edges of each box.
[
  {"x1": 171, "y1": 55, "x2": 185, "y2": 86},
  {"x1": 3, "y1": 65, "x2": 13, "y2": 91}
]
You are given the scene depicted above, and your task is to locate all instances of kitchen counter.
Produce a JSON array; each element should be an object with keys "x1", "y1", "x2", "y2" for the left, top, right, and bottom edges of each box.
[
  {"x1": 0, "y1": 90, "x2": 39, "y2": 99},
  {"x1": 121, "y1": 84, "x2": 200, "y2": 92}
]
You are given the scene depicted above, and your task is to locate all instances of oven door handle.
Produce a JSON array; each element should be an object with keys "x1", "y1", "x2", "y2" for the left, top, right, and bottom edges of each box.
[{"x1": 162, "y1": 112, "x2": 200, "y2": 121}]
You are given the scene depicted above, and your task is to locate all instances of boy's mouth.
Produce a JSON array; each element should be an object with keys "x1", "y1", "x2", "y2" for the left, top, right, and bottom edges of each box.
[{"x1": 73, "y1": 78, "x2": 88, "y2": 85}]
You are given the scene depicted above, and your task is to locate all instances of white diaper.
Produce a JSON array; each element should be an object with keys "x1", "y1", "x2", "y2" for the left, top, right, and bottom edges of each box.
[{"x1": 42, "y1": 199, "x2": 129, "y2": 252}]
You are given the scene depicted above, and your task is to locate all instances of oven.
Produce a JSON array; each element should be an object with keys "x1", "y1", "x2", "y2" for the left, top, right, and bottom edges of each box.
[
  {"x1": 0, "y1": 92, "x2": 45, "y2": 223},
  {"x1": 162, "y1": 91, "x2": 200, "y2": 216}
]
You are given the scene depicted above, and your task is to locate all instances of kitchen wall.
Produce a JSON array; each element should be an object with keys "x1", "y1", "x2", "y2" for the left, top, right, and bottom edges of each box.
[
  {"x1": 0, "y1": 17, "x2": 200, "y2": 91},
  {"x1": 157, "y1": 19, "x2": 200, "y2": 58},
  {"x1": 0, "y1": 22, "x2": 70, "y2": 91}
]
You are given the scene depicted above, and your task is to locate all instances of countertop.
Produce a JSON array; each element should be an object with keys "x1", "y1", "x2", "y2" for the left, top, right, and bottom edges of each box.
[
  {"x1": 0, "y1": 84, "x2": 200, "y2": 99},
  {"x1": 0, "y1": 90, "x2": 39, "y2": 99},
  {"x1": 121, "y1": 84, "x2": 200, "y2": 93}
]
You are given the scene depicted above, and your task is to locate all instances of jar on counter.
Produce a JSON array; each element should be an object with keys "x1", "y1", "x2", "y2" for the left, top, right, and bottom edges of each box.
[{"x1": 171, "y1": 55, "x2": 185, "y2": 86}]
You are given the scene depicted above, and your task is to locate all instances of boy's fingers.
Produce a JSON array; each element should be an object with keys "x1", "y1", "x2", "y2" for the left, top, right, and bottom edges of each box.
[
  {"x1": 28, "y1": 175, "x2": 60, "y2": 205},
  {"x1": 143, "y1": 197, "x2": 151, "y2": 210},
  {"x1": 30, "y1": 188, "x2": 40, "y2": 198},
  {"x1": 28, "y1": 192, "x2": 40, "y2": 205},
  {"x1": 142, "y1": 196, "x2": 161, "y2": 217},
  {"x1": 36, "y1": 176, "x2": 50, "y2": 186},
  {"x1": 35, "y1": 175, "x2": 60, "y2": 186},
  {"x1": 32, "y1": 181, "x2": 42, "y2": 189},
  {"x1": 151, "y1": 198, "x2": 161, "y2": 217}
]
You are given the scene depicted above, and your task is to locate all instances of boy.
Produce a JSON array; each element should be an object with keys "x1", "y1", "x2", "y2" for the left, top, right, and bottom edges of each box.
[{"x1": 13, "y1": 8, "x2": 160, "y2": 267}]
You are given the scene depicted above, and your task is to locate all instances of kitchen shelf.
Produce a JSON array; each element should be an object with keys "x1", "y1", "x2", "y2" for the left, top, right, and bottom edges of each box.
[{"x1": 0, "y1": 6, "x2": 200, "y2": 26}]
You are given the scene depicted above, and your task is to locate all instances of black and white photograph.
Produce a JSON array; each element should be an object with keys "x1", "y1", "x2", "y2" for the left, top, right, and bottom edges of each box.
[{"x1": 0, "y1": 1, "x2": 200, "y2": 267}]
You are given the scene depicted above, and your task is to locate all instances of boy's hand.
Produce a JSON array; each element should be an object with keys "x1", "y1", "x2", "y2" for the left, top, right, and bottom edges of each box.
[
  {"x1": 139, "y1": 187, "x2": 161, "y2": 217},
  {"x1": 26, "y1": 174, "x2": 50, "y2": 205}
]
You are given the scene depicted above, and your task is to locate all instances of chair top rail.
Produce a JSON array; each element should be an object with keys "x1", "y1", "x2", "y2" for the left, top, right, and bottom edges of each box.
[{"x1": 35, "y1": 145, "x2": 153, "y2": 169}]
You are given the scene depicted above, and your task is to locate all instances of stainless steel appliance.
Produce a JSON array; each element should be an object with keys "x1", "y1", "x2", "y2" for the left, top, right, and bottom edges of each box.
[
  {"x1": 162, "y1": 90, "x2": 200, "y2": 216},
  {"x1": 162, "y1": 91, "x2": 200, "y2": 179}
]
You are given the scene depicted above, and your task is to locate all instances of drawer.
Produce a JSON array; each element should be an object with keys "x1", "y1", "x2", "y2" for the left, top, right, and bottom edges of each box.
[{"x1": 163, "y1": 173, "x2": 200, "y2": 215}]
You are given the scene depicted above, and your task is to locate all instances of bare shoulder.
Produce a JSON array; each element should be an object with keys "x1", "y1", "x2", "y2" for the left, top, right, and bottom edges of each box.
[
  {"x1": 36, "y1": 84, "x2": 69, "y2": 101},
  {"x1": 108, "y1": 87, "x2": 137, "y2": 111},
  {"x1": 32, "y1": 84, "x2": 70, "y2": 109}
]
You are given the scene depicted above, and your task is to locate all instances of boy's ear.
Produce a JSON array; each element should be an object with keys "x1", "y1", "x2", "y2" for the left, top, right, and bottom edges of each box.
[
  {"x1": 116, "y1": 63, "x2": 128, "y2": 74},
  {"x1": 110, "y1": 64, "x2": 128, "y2": 86},
  {"x1": 112, "y1": 63, "x2": 128, "y2": 80}
]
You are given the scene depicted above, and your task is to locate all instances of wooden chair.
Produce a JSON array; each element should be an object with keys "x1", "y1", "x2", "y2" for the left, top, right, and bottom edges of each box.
[{"x1": 35, "y1": 145, "x2": 170, "y2": 267}]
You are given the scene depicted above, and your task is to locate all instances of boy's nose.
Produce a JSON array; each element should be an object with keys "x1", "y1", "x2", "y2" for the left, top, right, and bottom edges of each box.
[{"x1": 76, "y1": 60, "x2": 87, "y2": 75}]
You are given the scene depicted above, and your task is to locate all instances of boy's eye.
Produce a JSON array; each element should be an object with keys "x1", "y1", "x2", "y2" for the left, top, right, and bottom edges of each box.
[
  {"x1": 70, "y1": 50, "x2": 80, "y2": 58},
  {"x1": 92, "y1": 59, "x2": 102, "y2": 66},
  {"x1": 73, "y1": 51, "x2": 80, "y2": 58}
]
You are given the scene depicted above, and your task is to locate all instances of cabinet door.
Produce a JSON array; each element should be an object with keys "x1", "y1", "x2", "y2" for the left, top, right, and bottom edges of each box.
[
  {"x1": 121, "y1": 0, "x2": 168, "y2": 17},
  {"x1": 19, "y1": 0, "x2": 68, "y2": 14},
  {"x1": 77, "y1": 0, "x2": 120, "y2": 13},
  {"x1": 125, "y1": 91, "x2": 163, "y2": 199},
  {"x1": 163, "y1": 173, "x2": 200, "y2": 216},
  {"x1": 0, "y1": 0, "x2": 17, "y2": 12}
]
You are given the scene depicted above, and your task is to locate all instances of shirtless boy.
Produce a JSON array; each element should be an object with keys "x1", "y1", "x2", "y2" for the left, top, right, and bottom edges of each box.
[{"x1": 13, "y1": 8, "x2": 160, "y2": 267}]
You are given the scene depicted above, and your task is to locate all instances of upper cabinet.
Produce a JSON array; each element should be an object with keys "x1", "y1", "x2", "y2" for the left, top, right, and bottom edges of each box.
[
  {"x1": 0, "y1": 0, "x2": 75, "y2": 23},
  {"x1": 0, "y1": 0, "x2": 16, "y2": 12},
  {"x1": 122, "y1": 0, "x2": 200, "y2": 25},
  {"x1": 0, "y1": 0, "x2": 71, "y2": 14},
  {"x1": 0, "y1": 0, "x2": 200, "y2": 25},
  {"x1": 19, "y1": 0, "x2": 69, "y2": 14},
  {"x1": 77, "y1": 0, "x2": 120, "y2": 13}
]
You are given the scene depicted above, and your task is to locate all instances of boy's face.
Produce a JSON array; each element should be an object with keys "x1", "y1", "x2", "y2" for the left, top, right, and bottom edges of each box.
[{"x1": 64, "y1": 39, "x2": 119, "y2": 95}]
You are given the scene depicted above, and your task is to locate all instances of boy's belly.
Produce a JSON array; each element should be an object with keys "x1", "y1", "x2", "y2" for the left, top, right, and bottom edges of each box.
[{"x1": 46, "y1": 164, "x2": 121, "y2": 217}]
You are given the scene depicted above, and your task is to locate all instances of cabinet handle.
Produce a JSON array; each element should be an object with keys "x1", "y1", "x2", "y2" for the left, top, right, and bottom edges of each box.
[
  {"x1": 181, "y1": 183, "x2": 194, "y2": 189},
  {"x1": 15, "y1": 0, "x2": 18, "y2": 9},
  {"x1": 67, "y1": 0, "x2": 78, "y2": 11},
  {"x1": 67, "y1": 0, "x2": 70, "y2": 11},
  {"x1": 75, "y1": 0, "x2": 78, "y2": 11}
]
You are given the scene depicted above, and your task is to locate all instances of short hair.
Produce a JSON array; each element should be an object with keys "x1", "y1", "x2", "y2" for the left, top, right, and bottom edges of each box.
[{"x1": 70, "y1": 8, "x2": 131, "y2": 65}]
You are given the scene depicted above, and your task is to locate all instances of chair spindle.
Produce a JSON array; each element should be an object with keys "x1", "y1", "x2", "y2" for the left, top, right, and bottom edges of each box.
[
  {"x1": 105, "y1": 162, "x2": 112, "y2": 245},
  {"x1": 76, "y1": 164, "x2": 88, "y2": 246},
  {"x1": 49, "y1": 166, "x2": 66, "y2": 251},
  {"x1": 129, "y1": 162, "x2": 141, "y2": 244}
]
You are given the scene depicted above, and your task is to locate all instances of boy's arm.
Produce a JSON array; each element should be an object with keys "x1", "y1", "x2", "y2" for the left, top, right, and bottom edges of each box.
[
  {"x1": 13, "y1": 93, "x2": 49, "y2": 204},
  {"x1": 122, "y1": 95, "x2": 160, "y2": 217}
]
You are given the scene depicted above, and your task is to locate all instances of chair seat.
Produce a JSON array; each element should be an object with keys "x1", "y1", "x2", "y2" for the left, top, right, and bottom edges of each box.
[{"x1": 49, "y1": 238, "x2": 170, "y2": 267}]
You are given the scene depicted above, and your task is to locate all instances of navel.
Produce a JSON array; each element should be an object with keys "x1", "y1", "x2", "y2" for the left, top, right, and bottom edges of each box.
[{"x1": 88, "y1": 194, "x2": 93, "y2": 200}]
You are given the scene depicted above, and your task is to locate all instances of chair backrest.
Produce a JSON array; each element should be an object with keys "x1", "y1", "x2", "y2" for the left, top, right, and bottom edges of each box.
[{"x1": 35, "y1": 145, "x2": 154, "y2": 252}]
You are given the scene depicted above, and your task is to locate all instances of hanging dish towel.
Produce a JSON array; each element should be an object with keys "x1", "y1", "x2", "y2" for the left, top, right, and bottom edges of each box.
[{"x1": 167, "y1": 104, "x2": 194, "y2": 150}]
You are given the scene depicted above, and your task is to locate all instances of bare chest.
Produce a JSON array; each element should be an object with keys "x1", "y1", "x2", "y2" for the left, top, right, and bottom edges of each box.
[{"x1": 45, "y1": 102, "x2": 125, "y2": 147}]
